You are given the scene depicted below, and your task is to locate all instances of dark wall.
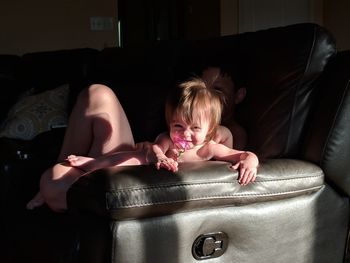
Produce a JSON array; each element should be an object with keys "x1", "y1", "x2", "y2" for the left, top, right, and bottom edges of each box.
[{"x1": 118, "y1": 0, "x2": 220, "y2": 47}]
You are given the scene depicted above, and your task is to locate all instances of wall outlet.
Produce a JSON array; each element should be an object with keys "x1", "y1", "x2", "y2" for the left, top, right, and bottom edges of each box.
[{"x1": 90, "y1": 17, "x2": 114, "y2": 31}]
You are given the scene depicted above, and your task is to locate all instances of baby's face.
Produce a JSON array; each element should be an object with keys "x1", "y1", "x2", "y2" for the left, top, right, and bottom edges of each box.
[
  {"x1": 169, "y1": 114, "x2": 210, "y2": 149},
  {"x1": 201, "y1": 67, "x2": 236, "y2": 113}
]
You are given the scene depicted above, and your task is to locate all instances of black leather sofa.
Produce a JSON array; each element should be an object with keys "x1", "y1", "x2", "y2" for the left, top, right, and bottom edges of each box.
[
  {"x1": 0, "y1": 48, "x2": 98, "y2": 263},
  {"x1": 1, "y1": 23, "x2": 350, "y2": 263}
]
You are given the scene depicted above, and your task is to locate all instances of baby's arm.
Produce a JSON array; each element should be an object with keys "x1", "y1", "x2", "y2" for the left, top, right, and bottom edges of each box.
[
  {"x1": 210, "y1": 143, "x2": 259, "y2": 185},
  {"x1": 152, "y1": 133, "x2": 178, "y2": 172}
]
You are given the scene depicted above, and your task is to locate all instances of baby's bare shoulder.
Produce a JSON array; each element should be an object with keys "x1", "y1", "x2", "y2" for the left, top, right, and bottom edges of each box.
[
  {"x1": 214, "y1": 125, "x2": 233, "y2": 148},
  {"x1": 202, "y1": 140, "x2": 223, "y2": 152},
  {"x1": 217, "y1": 125, "x2": 231, "y2": 135}
]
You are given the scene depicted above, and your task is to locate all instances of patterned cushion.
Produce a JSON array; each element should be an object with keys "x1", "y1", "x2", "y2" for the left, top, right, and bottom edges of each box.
[{"x1": 0, "y1": 84, "x2": 69, "y2": 140}]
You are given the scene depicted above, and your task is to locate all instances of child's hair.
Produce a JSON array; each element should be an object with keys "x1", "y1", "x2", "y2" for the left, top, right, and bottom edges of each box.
[
  {"x1": 203, "y1": 55, "x2": 245, "y2": 87},
  {"x1": 165, "y1": 78, "x2": 223, "y2": 141}
]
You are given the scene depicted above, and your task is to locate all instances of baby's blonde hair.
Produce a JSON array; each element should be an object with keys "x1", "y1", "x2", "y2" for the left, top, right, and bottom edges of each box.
[{"x1": 165, "y1": 78, "x2": 223, "y2": 141}]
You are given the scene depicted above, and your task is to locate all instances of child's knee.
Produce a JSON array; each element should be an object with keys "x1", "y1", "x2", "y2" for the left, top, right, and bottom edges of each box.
[{"x1": 86, "y1": 84, "x2": 114, "y2": 102}]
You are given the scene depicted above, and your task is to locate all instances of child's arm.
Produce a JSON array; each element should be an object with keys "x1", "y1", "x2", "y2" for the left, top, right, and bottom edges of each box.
[
  {"x1": 209, "y1": 143, "x2": 259, "y2": 185},
  {"x1": 151, "y1": 133, "x2": 178, "y2": 172}
]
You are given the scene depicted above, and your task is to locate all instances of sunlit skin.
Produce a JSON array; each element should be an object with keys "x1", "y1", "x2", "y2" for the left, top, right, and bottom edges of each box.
[
  {"x1": 64, "y1": 111, "x2": 258, "y2": 184},
  {"x1": 149, "y1": 113, "x2": 259, "y2": 182}
]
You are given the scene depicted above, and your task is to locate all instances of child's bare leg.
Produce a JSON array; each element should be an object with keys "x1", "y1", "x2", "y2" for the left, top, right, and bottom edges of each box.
[
  {"x1": 27, "y1": 163, "x2": 85, "y2": 211},
  {"x1": 58, "y1": 84, "x2": 135, "y2": 161},
  {"x1": 28, "y1": 84, "x2": 136, "y2": 211},
  {"x1": 38, "y1": 163, "x2": 86, "y2": 212},
  {"x1": 37, "y1": 150, "x2": 149, "y2": 211},
  {"x1": 67, "y1": 150, "x2": 150, "y2": 172},
  {"x1": 66, "y1": 155, "x2": 94, "y2": 170},
  {"x1": 26, "y1": 192, "x2": 45, "y2": 210}
]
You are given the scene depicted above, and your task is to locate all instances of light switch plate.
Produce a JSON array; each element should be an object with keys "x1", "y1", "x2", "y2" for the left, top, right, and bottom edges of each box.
[{"x1": 90, "y1": 17, "x2": 114, "y2": 31}]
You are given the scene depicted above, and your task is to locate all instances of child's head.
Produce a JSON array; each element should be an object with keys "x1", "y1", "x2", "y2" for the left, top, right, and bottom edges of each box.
[
  {"x1": 201, "y1": 66, "x2": 246, "y2": 123},
  {"x1": 165, "y1": 78, "x2": 223, "y2": 146}
]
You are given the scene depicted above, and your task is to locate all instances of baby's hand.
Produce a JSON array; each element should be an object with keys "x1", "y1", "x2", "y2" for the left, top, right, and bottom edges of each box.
[
  {"x1": 155, "y1": 157, "x2": 178, "y2": 172},
  {"x1": 231, "y1": 161, "x2": 257, "y2": 185},
  {"x1": 66, "y1": 155, "x2": 95, "y2": 172}
]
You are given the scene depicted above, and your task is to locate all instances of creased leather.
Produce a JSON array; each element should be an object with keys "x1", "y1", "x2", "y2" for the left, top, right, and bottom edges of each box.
[
  {"x1": 109, "y1": 185, "x2": 348, "y2": 263},
  {"x1": 69, "y1": 159, "x2": 323, "y2": 220}
]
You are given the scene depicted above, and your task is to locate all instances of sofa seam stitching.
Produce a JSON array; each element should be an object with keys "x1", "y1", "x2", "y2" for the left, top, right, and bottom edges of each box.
[
  {"x1": 109, "y1": 173, "x2": 323, "y2": 192},
  {"x1": 106, "y1": 185, "x2": 323, "y2": 209}
]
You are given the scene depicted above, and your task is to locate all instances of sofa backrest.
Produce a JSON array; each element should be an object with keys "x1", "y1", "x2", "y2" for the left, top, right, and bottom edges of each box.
[
  {"x1": 0, "y1": 55, "x2": 21, "y2": 124},
  {"x1": 236, "y1": 24, "x2": 336, "y2": 159},
  {"x1": 0, "y1": 23, "x2": 337, "y2": 164},
  {"x1": 16, "y1": 48, "x2": 98, "y2": 109},
  {"x1": 90, "y1": 45, "x2": 177, "y2": 143},
  {"x1": 303, "y1": 50, "x2": 350, "y2": 196},
  {"x1": 179, "y1": 24, "x2": 336, "y2": 160},
  {"x1": 0, "y1": 48, "x2": 99, "y2": 163},
  {"x1": 92, "y1": 23, "x2": 336, "y2": 160},
  {"x1": 16, "y1": 48, "x2": 97, "y2": 91}
]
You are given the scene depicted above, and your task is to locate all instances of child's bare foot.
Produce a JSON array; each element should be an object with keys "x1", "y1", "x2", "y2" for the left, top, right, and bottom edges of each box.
[
  {"x1": 26, "y1": 192, "x2": 45, "y2": 210},
  {"x1": 66, "y1": 155, "x2": 95, "y2": 172}
]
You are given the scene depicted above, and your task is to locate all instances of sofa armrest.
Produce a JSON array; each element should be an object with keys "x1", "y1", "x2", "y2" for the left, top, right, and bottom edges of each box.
[{"x1": 67, "y1": 159, "x2": 324, "y2": 220}]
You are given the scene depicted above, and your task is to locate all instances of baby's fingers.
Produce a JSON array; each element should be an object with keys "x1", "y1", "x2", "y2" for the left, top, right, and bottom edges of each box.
[
  {"x1": 238, "y1": 168, "x2": 246, "y2": 185},
  {"x1": 166, "y1": 160, "x2": 178, "y2": 172},
  {"x1": 244, "y1": 171, "x2": 256, "y2": 185},
  {"x1": 239, "y1": 169, "x2": 257, "y2": 185},
  {"x1": 157, "y1": 159, "x2": 178, "y2": 172}
]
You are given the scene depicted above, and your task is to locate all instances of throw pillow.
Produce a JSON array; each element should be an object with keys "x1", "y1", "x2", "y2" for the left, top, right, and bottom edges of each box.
[{"x1": 0, "y1": 84, "x2": 69, "y2": 140}]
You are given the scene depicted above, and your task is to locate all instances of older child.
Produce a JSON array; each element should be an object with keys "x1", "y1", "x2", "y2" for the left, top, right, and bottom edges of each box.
[
  {"x1": 27, "y1": 78, "x2": 258, "y2": 211},
  {"x1": 201, "y1": 66, "x2": 247, "y2": 149}
]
